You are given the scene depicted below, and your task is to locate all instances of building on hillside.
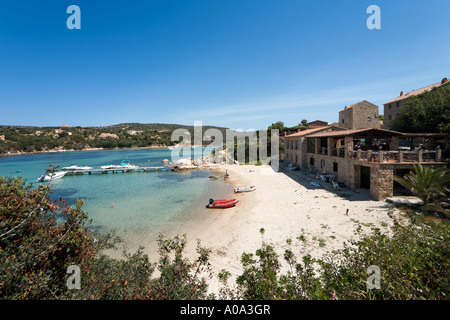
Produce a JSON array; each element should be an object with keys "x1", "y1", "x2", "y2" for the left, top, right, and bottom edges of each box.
[
  {"x1": 127, "y1": 130, "x2": 144, "y2": 135},
  {"x1": 98, "y1": 133, "x2": 118, "y2": 139},
  {"x1": 338, "y1": 100, "x2": 380, "y2": 130},
  {"x1": 383, "y1": 77, "x2": 449, "y2": 129}
]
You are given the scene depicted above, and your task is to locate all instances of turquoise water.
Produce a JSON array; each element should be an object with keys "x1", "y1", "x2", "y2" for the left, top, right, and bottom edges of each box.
[{"x1": 0, "y1": 148, "x2": 232, "y2": 254}]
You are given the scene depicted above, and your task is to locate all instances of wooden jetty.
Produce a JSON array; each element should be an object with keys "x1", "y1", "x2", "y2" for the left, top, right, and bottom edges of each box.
[{"x1": 63, "y1": 166, "x2": 172, "y2": 176}]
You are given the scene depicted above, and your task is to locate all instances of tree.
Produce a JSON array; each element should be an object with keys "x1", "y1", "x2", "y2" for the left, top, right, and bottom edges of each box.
[
  {"x1": 0, "y1": 175, "x2": 97, "y2": 299},
  {"x1": 389, "y1": 82, "x2": 450, "y2": 133},
  {"x1": 268, "y1": 122, "x2": 285, "y2": 132},
  {"x1": 300, "y1": 119, "x2": 308, "y2": 127}
]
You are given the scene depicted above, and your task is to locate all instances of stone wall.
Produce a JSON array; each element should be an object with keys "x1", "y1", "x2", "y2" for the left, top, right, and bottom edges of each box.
[
  {"x1": 338, "y1": 108, "x2": 353, "y2": 129},
  {"x1": 306, "y1": 153, "x2": 349, "y2": 183},
  {"x1": 383, "y1": 99, "x2": 405, "y2": 129},
  {"x1": 370, "y1": 166, "x2": 394, "y2": 200},
  {"x1": 352, "y1": 101, "x2": 380, "y2": 129}
]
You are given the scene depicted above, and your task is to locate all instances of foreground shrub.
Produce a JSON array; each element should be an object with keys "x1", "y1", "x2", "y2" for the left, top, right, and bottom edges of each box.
[
  {"x1": 0, "y1": 176, "x2": 212, "y2": 300},
  {"x1": 232, "y1": 211, "x2": 449, "y2": 300}
]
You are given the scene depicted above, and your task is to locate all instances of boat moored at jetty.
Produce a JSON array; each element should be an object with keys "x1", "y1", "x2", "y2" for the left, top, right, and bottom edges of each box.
[
  {"x1": 36, "y1": 171, "x2": 67, "y2": 182},
  {"x1": 101, "y1": 160, "x2": 139, "y2": 170},
  {"x1": 62, "y1": 164, "x2": 94, "y2": 171},
  {"x1": 119, "y1": 160, "x2": 139, "y2": 169}
]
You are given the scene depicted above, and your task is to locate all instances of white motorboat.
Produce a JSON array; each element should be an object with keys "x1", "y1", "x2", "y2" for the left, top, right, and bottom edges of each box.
[
  {"x1": 61, "y1": 164, "x2": 93, "y2": 171},
  {"x1": 101, "y1": 164, "x2": 120, "y2": 170},
  {"x1": 36, "y1": 171, "x2": 67, "y2": 182},
  {"x1": 119, "y1": 160, "x2": 139, "y2": 169},
  {"x1": 101, "y1": 160, "x2": 138, "y2": 170}
]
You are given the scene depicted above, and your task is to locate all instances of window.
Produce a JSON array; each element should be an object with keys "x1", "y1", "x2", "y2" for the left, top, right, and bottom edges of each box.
[
  {"x1": 333, "y1": 162, "x2": 338, "y2": 172},
  {"x1": 341, "y1": 119, "x2": 344, "y2": 123},
  {"x1": 388, "y1": 115, "x2": 392, "y2": 120},
  {"x1": 367, "y1": 116, "x2": 372, "y2": 121},
  {"x1": 396, "y1": 102, "x2": 400, "y2": 108},
  {"x1": 389, "y1": 104, "x2": 391, "y2": 109},
  {"x1": 307, "y1": 138, "x2": 315, "y2": 153},
  {"x1": 310, "y1": 157, "x2": 314, "y2": 166}
]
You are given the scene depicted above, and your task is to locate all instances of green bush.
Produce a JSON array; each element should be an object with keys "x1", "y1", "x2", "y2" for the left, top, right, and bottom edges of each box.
[
  {"x1": 230, "y1": 210, "x2": 449, "y2": 300},
  {"x1": 0, "y1": 176, "x2": 212, "y2": 300}
]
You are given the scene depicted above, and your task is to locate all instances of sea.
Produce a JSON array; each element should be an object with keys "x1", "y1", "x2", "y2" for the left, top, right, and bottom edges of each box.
[{"x1": 0, "y1": 148, "x2": 233, "y2": 256}]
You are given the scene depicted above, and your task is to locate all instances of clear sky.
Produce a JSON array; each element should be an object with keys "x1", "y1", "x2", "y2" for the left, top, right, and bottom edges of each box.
[{"x1": 1, "y1": 0, "x2": 449, "y2": 130}]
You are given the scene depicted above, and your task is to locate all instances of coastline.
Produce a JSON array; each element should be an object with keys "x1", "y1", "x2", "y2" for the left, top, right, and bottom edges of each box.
[
  {"x1": 168, "y1": 162, "x2": 400, "y2": 295},
  {"x1": 0, "y1": 145, "x2": 170, "y2": 158}
]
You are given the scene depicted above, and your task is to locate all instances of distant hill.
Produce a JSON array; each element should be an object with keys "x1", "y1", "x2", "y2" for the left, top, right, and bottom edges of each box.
[{"x1": 0, "y1": 123, "x2": 229, "y2": 155}]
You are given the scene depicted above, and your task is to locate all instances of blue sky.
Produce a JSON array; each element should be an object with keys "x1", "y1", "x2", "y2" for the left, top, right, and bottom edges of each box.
[{"x1": 1, "y1": 0, "x2": 449, "y2": 129}]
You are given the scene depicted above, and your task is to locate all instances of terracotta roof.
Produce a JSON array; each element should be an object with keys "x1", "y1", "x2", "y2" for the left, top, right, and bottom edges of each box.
[
  {"x1": 284, "y1": 125, "x2": 346, "y2": 138},
  {"x1": 384, "y1": 79, "x2": 448, "y2": 105},
  {"x1": 284, "y1": 126, "x2": 328, "y2": 138},
  {"x1": 307, "y1": 128, "x2": 403, "y2": 138},
  {"x1": 306, "y1": 120, "x2": 328, "y2": 125},
  {"x1": 339, "y1": 103, "x2": 356, "y2": 112}
]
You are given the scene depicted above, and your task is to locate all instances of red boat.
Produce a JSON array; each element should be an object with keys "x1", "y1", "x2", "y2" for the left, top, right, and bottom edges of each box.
[{"x1": 206, "y1": 198, "x2": 239, "y2": 209}]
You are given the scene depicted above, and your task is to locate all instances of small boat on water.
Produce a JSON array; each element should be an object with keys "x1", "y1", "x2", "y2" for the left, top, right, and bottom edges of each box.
[
  {"x1": 101, "y1": 160, "x2": 139, "y2": 170},
  {"x1": 101, "y1": 163, "x2": 118, "y2": 169},
  {"x1": 234, "y1": 186, "x2": 256, "y2": 193},
  {"x1": 120, "y1": 160, "x2": 139, "y2": 169},
  {"x1": 206, "y1": 198, "x2": 239, "y2": 209},
  {"x1": 61, "y1": 164, "x2": 93, "y2": 171},
  {"x1": 36, "y1": 171, "x2": 67, "y2": 182}
]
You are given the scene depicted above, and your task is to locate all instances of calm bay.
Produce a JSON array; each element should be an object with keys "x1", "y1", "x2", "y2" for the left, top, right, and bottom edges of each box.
[{"x1": 0, "y1": 148, "x2": 233, "y2": 257}]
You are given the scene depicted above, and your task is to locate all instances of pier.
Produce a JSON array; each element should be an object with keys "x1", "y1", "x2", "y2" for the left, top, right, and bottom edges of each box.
[{"x1": 63, "y1": 166, "x2": 172, "y2": 176}]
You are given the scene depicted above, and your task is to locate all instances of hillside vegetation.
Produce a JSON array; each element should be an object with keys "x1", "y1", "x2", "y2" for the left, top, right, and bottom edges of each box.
[{"x1": 0, "y1": 123, "x2": 228, "y2": 155}]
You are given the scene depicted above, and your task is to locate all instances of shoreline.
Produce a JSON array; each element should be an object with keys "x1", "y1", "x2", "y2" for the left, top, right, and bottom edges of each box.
[
  {"x1": 0, "y1": 145, "x2": 170, "y2": 158},
  {"x1": 162, "y1": 162, "x2": 400, "y2": 295}
]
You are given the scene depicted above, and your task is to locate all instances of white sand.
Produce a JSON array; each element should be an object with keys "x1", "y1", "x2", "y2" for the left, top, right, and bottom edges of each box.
[{"x1": 151, "y1": 163, "x2": 399, "y2": 295}]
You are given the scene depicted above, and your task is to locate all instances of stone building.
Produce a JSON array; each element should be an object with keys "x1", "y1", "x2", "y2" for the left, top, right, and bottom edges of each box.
[
  {"x1": 283, "y1": 93, "x2": 449, "y2": 200},
  {"x1": 383, "y1": 77, "x2": 449, "y2": 129},
  {"x1": 306, "y1": 120, "x2": 328, "y2": 129},
  {"x1": 287, "y1": 128, "x2": 447, "y2": 200},
  {"x1": 338, "y1": 100, "x2": 380, "y2": 130},
  {"x1": 283, "y1": 125, "x2": 346, "y2": 169},
  {"x1": 98, "y1": 133, "x2": 118, "y2": 139}
]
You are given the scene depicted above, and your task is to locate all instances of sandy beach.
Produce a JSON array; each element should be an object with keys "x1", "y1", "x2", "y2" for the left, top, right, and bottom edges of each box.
[{"x1": 165, "y1": 162, "x2": 399, "y2": 295}]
